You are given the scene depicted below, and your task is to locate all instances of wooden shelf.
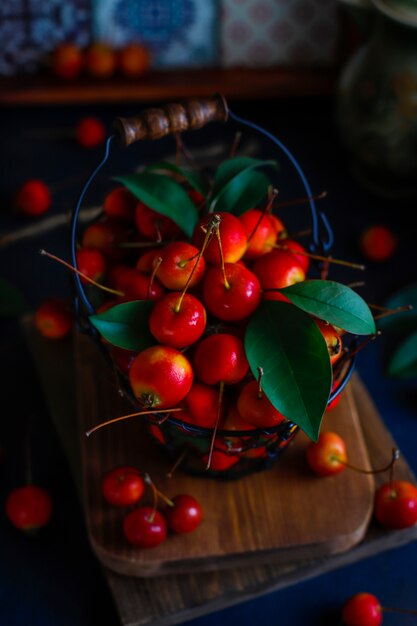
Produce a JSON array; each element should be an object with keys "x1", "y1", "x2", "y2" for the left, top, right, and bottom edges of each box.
[{"x1": 0, "y1": 66, "x2": 337, "y2": 106}]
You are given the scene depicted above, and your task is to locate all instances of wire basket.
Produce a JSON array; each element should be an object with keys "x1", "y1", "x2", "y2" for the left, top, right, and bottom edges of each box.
[{"x1": 71, "y1": 95, "x2": 357, "y2": 480}]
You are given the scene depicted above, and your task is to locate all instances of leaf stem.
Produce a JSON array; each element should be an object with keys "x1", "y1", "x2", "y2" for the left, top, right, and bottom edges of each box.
[
  {"x1": 39, "y1": 249, "x2": 125, "y2": 297},
  {"x1": 206, "y1": 380, "x2": 225, "y2": 470},
  {"x1": 272, "y1": 243, "x2": 365, "y2": 270},
  {"x1": 332, "y1": 447, "x2": 399, "y2": 475},
  {"x1": 85, "y1": 407, "x2": 183, "y2": 437}
]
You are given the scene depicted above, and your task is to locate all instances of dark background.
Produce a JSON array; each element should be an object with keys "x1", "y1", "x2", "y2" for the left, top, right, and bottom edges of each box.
[{"x1": 0, "y1": 93, "x2": 416, "y2": 625}]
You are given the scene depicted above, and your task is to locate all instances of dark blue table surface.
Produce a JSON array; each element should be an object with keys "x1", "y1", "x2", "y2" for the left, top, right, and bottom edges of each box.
[{"x1": 0, "y1": 95, "x2": 416, "y2": 626}]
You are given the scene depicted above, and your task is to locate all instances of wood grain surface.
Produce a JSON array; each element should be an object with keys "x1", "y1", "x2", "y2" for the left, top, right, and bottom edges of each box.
[
  {"x1": 23, "y1": 319, "x2": 417, "y2": 626},
  {"x1": 75, "y1": 332, "x2": 375, "y2": 577},
  {"x1": 0, "y1": 67, "x2": 336, "y2": 106}
]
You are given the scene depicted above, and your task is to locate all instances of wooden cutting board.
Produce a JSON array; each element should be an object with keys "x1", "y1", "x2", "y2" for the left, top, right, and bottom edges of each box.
[
  {"x1": 23, "y1": 318, "x2": 417, "y2": 626},
  {"x1": 75, "y1": 331, "x2": 375, "y2": 577}
]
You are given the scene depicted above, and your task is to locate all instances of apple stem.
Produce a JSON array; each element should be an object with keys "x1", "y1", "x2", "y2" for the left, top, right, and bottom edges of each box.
[
  {"x1": 381, "y1": 606, "x2": 417, "y2": 617},
  {"x1": 85, "y1": 407, "x2": 183, "y2": 437},
  {"x1": 280, "y1": 227, "x2": 312, "y2": 240},
  {"x1": 347, "y1": 281, "x2": 366, "y2": 289},
  {"x1": 373, "y1": 304, "x2": 413, "y2": 320},
  {"x1": 206, "y1": 380, "x2": 225, "y2": 470},
  {"x1": 216, "y1": 228, "x2": 231, "y2": 290},
  {"x1": 273, "y1": 190, "x2": 327, "y2": 210},
  {"x1": 245, "y1": 189, "x2": 279, "y2": 249},
  {"x1": 166, "y1": 448, "x2": 188, "y2": 479},
  {"x1": 143, "y1": 473, "x2": 159, "y2": 523},
  {"x1": 333, "y1": 447, "x2": 399, "y2": 475},
  {"x1": 148, "y1": 256, "x2": 162, "y2": 300},
  {"x1": 39, "y1": 249, "x2": 125, "y2": 297},
  {"x1": 144, "y1": 473, "x2": 175, "y2": 508},
  {"x1": 272, "y1": 243, "x2": 365, "y2": 271},
  {"x1": 257, "y1": 366, "x2": 264, "y2": 399},
  {"x1": 175, "y1": 214, "x2": 219, "y2": 312}
]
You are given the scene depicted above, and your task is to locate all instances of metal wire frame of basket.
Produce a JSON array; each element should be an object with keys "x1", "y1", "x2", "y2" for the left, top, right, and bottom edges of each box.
[{"x1": 70, "y1": 95, "x2": 357, "y2": 480}]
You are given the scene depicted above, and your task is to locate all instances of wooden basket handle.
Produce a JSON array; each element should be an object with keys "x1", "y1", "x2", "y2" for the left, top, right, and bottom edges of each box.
[{"x1": 113, "y1": 94, "x2": 229, "y2": 146}]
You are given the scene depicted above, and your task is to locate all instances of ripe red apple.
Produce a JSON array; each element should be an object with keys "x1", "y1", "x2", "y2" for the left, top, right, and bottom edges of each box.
[
  {"x1": 149, "y1": 292, "x2": 206, "y2": 348},
  {"x1": 253, "y1": 249, "x2": 305, "y2": 300},
  {"x1": 51, "y1": 43, "x2": 83, "y2": 80},
  {"x1": 15, "y1": 180, "x2": 51, "y2": 217},
  {"x1": 193, "y1": 333, "x2": 249, "y2": 385},
  {"x1": 374, "y1": 480, "x2": 417, "y2": 529},
  {"x1": 202, "y1": 262, "x2": 261, "y2": 321},
  {"x1": 103, "y1": 187, "x2": 137, "y2": 222},
  {"x1": 84, "y1": 43, "x2": 116, "y2": 78},
  {"x1": 129, "y1": 345, "x2": 193, "y2": 409},
  {"x1": 118, "y1": 43, "x2": 151, "y2": 78},
  {"x1": 342, "y1": 593, "x2": 382, "y2": 626},
  {"x1": 239, "y1": 209, "x2": 277, "y2": 259},
  {"x1": 192, "y1": 212, "x2": 247, "y2": 264},
  {"x1": 237, "y1": 380, "x2": 285, "y2": 428},
  {"x1": 306, "y1": 431, "x2": 347, "y2": 476}
]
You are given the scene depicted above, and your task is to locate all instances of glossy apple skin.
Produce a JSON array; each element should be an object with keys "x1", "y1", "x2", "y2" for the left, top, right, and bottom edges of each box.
[
  {"x1": 6, "y1": 485, "x2": 53, "y2": 532},
  {"x1": 239, "y1": 209, "x2": 277, "y2": 260},
  {"x1": 314, "y1": 318, "x2": 343, "y2": 365},
  {"x1": 123, "y1": 507, "x2": 167, "y2": 548},
  {"x1": 374, "y1": 480, "x2": 417, "y2": 529},
  {"x1": 76, "y1": 248, "x2": 106, "y2": 283},
  {"x1": 15, "y1": 179, "x2": 51, "y2": 216},
  {"x1": 342, "y1": 593, "x2": 382, "y2": 626},
  {"x1": 280, "y1": 238, "x2": 310, "y2": 273},
  {"x1": 360, "y1": 225, "x2": 397, "y2": 262},
  {"x1": 165, "y1": 495, "x2": 203, "y2": 534},
  {"x1": 306, "y1": 431, "x2": 347, "y2": 477},
  {"x1": 129, "y1": 345, "x2": 193, "y2": 409},
  {"x1": 203, "y1": 263, "x2": 261, "y2": 321},
  {"x1": 35, "y1": 298, "x2": 73, "y2": 339},
  {"x1": 181, "y1": 383, "x2": 220, "y2": 429},
  {"x1": 193, "y1": 334, "x2": 249, "y2": 385},
  {"x1": 101, "y1": 466, "x2": 144, "y2": 507},
  {"x1": 156, "y1": 242, "x2": 205, "y2": 290},
  {"x1": 135, "y1": 202, "x2": 180, "y2": 240},
  {"x1": 103, "y1": 187, "x2": 136, "y2": 222},
  {"x1": 149, "y1": 292, "x2": 206, "y2": 348},
  {"x1": 192, "y1": 212, "x2": 247, "y2": 264},
  {"x1": 253, "y1": 249, "x2": 305, "y2": 300},
  {"x1": 237, "y1": 380, "x2": 286, "y2": 428}
]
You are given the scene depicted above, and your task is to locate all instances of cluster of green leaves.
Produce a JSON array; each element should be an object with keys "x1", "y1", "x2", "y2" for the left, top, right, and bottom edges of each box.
[
  {"x1": 378, "y1": 283, "x2": 417, "y2": 379},
  {"x1": 90, "y1": 157, "x2": 376, "y2": 441},
  {"x1": 116, "y1": 156, "x2": 276, "y2": 238}
]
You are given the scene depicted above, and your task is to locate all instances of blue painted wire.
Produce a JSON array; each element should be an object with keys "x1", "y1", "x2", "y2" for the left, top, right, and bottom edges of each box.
[
  {"x1": 70, "y1": 135, "x2": 114, "y2": 315},
  {"x1": 228, "y1": 109, "x2": 321, "y2": 249}
]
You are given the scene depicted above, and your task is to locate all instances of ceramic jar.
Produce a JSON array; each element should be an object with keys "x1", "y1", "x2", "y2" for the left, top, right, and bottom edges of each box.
[{"x1": 336, "y1": 0, "x2": 417, "y2": 198}]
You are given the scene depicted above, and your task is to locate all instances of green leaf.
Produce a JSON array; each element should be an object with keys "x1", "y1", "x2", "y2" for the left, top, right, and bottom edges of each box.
[
  {"x1": 212, "y1": 171, "x2": 271, "y2": 215},
  {"x1": 387, "y1": 330, "x2": 417, "y2": 379},
  {"x1": 0, "y1": 278, "x2": 26, "y2": 317},
  {"x1": 89, "y1": 300, "x2": 154, "y2": 351},
  {"x1": 210, "y1": 157, "x2": 277, "y2": 215},
  {"x1": 115, "y1": 172, "x2": 199, "y2": 238},
  {"x1": 281, "y1": 280, "x2": 376, "y2": 335},
  {"x1": 378, "y1": 282, "x2": 417, "y2": 335},
  {"x1": 213, "y1": 157, "x2": 275, "y2": 191},
  {"x1": 245, "y1": 301, "x2": 332, "y2": 441},
  {"x1": 145, "y1": 161, "x2": 209, "y2": 198}
]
